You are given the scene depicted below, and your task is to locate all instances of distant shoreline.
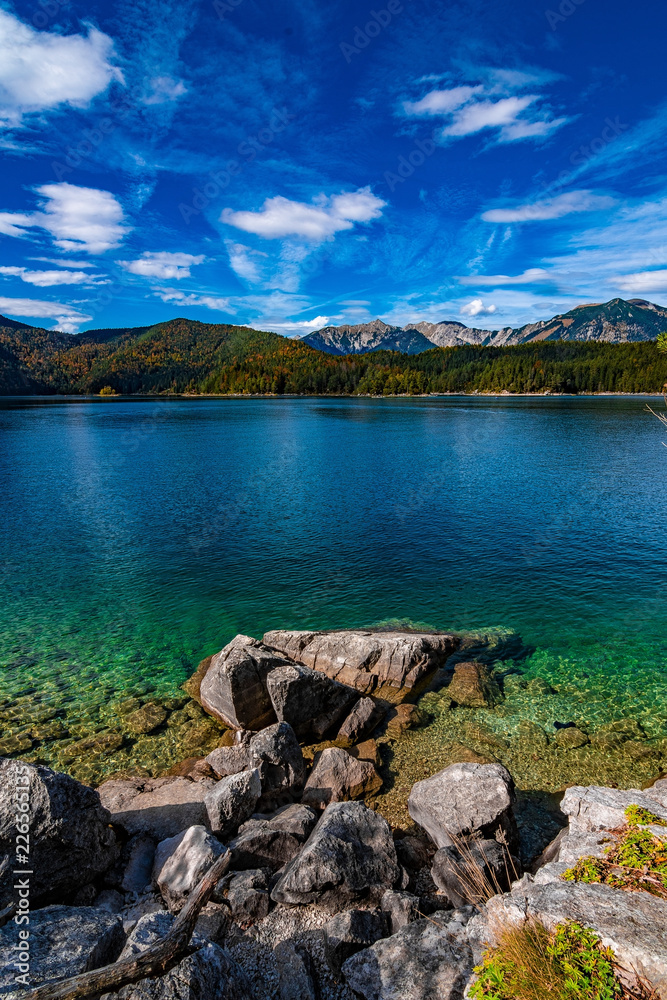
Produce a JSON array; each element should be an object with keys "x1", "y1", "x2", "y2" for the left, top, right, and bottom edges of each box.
[{"x1": 3, "y1": 390, "x2": 665, "y2": 400}]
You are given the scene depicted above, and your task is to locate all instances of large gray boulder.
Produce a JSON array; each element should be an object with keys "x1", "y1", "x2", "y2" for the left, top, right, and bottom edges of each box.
[
  {"x1": 199, "y1": 634, "x2": 291, "y2": 730},
  {"x1": 408, "y1": 763, "x2": 518, "y2": 851},
  {"x1": 263, "y1": 628, "x2": 459, "y2": 695},
  {"x1": 266, "y1": 662, "x2": 357, "y2": 740},
  {"x1": 302, "y1": 747, "x2": 382, "y2": 809},
  {"x1": 0, "y1": 761, "x2": 118, "y2": 907},
  {"x1": 204, "y1": 769, "x2": 261, "y2": 838},
  {"x1": 341, "y1": 908, "x2": 474, "y2": 1000},
  {"x1": 248, "y1": 722, "x2": 306, "y2": 805},
  {"x1": 0, "y1": 905, "x2": 125, "y2": 993},
  {"x1": 561, "y1": 785, "x2": 667, "y2": 832},
  {"x1": 229, "y1": 803, "x2": 318, "y2": 870},
  {"x1": 271, "y1": 801, "x2": 400, "y2": 909},
  {"x1": 116, "y1": 911, "x2": 250, "y2": 1000},
  {"x1": 153, "y1": 825, "x2": 226, "y2": 912},
  {"x1": 470, "y1": 874, "x2": 667, "y2": 995},
  {"x1": 98, "y1": 776, "x2": 215, "y2": 840},
  {"x1": 204, "y1": 745, "x2": 250, "y2": 778}
]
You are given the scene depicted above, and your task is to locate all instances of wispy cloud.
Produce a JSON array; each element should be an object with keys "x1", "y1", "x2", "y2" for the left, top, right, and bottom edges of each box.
[
  {"x1": 402, "y1": 67, "x2": 569, "y2": 144},
  {"x1": 119, "y1": 251, "x2": 205, "y2": 280},
  {"x1": 482, "y1": 189, "x2": 616, "y2": 223},
  {"x1": 458, "y1": 268, "x2": 551, "y2": 285},
  {"x1": 0, "y1": 10, "x2": 122, "y2": 127},
  {"x1": 221, "y1": 187, "x2": 386, "y2": 241},
  {"x1": 0, "y1": 266, "x2": 106, "y2": 287},
  {"x1": 153, "y1": 288, "x2": 233, "y2": 311},
  {"x1": 613, "y1": 270, "x2": 667, "y2": 294}
]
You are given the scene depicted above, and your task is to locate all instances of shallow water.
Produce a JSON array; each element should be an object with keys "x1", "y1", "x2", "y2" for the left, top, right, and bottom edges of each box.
[{"x1": 1, "y1": 394, "x2": 666, "y2": 792}]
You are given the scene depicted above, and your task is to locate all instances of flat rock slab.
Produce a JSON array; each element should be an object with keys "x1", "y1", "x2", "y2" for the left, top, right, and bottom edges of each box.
[
  {"x1": 98, "y1": 776, "x2": 216, "y2": 840},
  {"x1": 271, "y1": 800, "x2": 400, "y2": 908},
  {"x1": 263, "y1": 629, "x2": 459, "y2": 696},
  {"x1": 0, "y1": 761, "x2": 119, "y2": 907},
  {"x1": 475, "y1": 875, "x2": 667, "y2": 994},
  {"x1": 561, "y1": 785, "x2": 667, "y2": 832},
  {"x1": 0, "y1": 905, "x2": 125, "y2": 993},
  {"x1": 341, "y1": 908, "x2": 474, "y2": 1000},
  {"x1": 408, "y1": 762, "x2": 518, "y2": 851}
]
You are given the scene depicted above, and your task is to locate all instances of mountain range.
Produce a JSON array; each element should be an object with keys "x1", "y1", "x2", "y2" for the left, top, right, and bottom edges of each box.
[
  {"x1": 302, "y1": 298, "x2": 667, "y2": 354},
  {"x1": 0, "y1": 297, "x2": 666, "y2": 396}
]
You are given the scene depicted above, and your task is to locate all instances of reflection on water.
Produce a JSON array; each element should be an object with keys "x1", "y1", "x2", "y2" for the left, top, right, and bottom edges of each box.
[{"x1": 0, "y1": 395, "x2": 665, "y2": 790}]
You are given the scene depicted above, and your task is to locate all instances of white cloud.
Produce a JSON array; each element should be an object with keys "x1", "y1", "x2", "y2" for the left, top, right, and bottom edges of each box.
[
  {"x1": 460, "y1": 298, "x2": 497, "y2": 316},
  {"x1": 0, "y1": 10, "x2": 122, "y2": 126},
  {"x1": 482, "y1": 190, "x2": 616, "y2": 223},
  {"x1": 458, "y1": 268, "x2": 551, "y2": 286},
  {"x1": 402, "y1": 86, "x2": 482, "y2": 116},
  {"x1": 142, "y1": 76, "x2": 187, "y2": 105},
  {"x1": 119, "y1": 251, "x2": 205, "y2": 280},
  {"x1": 402, "y1": 68, "x2": 569, "y2": 145},
  {"x1": 0, "y1": 183, "x2": 129, "y2": 253},
  {"x1": 0, "y1": 296, "x2": 92, "y2": 332},
  {"x1": 0, "y1": 266, "x2": 105, "y2": 286},
  {"x1": 613, "y1": 270, "x2": 667, "y2": 293},
  {"x1": 221, "y1": 187, "x2": 386, "y2": 241},
  {"x1": 153, "y1": 288, "x2": 233, "y2": 311},
  {"x1": 0, "y1": 212, "x2": 32, "y2": 237}
]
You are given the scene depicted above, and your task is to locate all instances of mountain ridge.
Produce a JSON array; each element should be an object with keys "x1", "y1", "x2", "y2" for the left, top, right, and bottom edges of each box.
[{"x1": 301, "y1": 298, "x2": 667, "y2": 353}]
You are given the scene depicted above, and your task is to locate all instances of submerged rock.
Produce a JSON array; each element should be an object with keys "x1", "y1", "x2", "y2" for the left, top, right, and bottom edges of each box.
[
  {"x1": 446, "y1": 661, "x2": 502, "y2": 708},
  {"x1": 408, "y1": 762, "x2": 518, "y2": 852},
  {"x1": 302, "y1": 747, "x2": 382, "y2": 808},
  {"x1": 271, "y1": 801, "x2": 400, "y2": 909},
  {"x1": 263, "y1": 628, "x2": 459, "y2": 695},
  {"x1": 0, "y1": 760, "x2": 119, "y2": 907}
]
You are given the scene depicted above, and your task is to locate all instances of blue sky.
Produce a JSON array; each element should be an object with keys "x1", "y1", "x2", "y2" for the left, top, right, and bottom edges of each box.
[{"x1": 0, "y1": 0, "x2": 666, "y2": 335}]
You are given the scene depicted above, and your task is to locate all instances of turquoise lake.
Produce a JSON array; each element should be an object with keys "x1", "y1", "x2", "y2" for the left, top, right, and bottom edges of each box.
[{"x1": 1, "y1": 394, "x2": 666, "y2": 792}]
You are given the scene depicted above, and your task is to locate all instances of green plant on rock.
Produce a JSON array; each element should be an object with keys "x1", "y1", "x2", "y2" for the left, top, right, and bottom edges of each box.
[
  {"x1": 470, "y1": 920, "x2": 634, "y2": 1000},
  {"x1": 562, "y1": 806, "x2": 667, "y2": 899},
  {"x1": 624, "y1": 804, "x2": 667, "y2": 827}
]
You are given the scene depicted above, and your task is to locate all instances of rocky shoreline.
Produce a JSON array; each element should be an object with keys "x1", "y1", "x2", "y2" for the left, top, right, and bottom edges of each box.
[{"x1": 1, "y1": 628, "x2": 666, "y2": 998}]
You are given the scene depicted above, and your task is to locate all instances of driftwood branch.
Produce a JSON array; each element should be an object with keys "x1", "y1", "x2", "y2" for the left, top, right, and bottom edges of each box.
[{"x1": 21, "y1": 850, "x2": 231, "y2": 1000}]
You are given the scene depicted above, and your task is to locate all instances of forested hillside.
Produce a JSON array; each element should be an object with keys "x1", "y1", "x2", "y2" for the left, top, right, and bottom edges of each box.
[{"x1": 1, "y1": 316, "x2": 666, "y2": 396}]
